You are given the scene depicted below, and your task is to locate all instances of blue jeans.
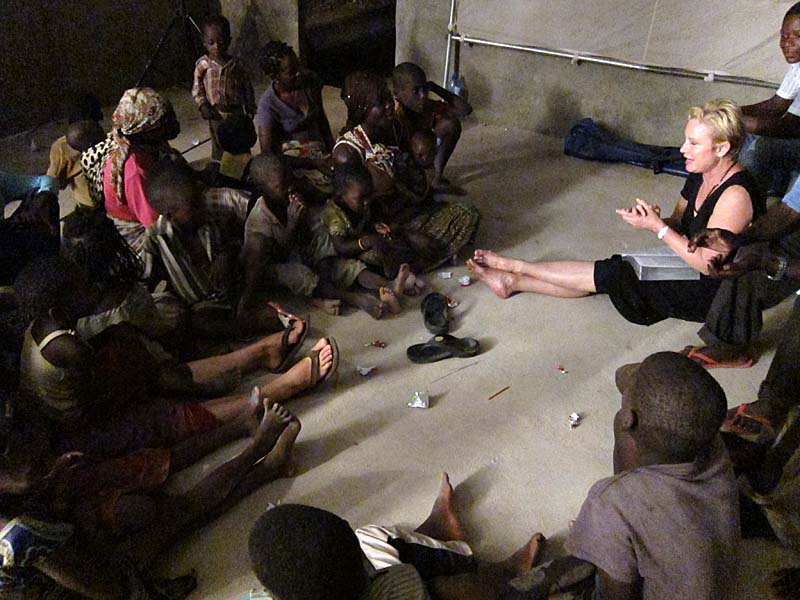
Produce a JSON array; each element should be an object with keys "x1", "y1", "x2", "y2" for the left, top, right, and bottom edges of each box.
[
  {"x1": 0, "y1": 170, "x2": 58, "y2": 216},
  {"x1": 739, "y1": 133, "x2": 800, "y2": 197}
]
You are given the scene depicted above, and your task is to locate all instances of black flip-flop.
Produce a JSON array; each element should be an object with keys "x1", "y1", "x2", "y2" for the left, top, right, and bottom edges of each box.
[
  {"x1": 407, "y1": 334, "x2": 480, "y2": 364},
  {"x1": 270, "y1": 318, "x2": 310, "y2": 373},
  {"x1": 421, "y1": 292, "x2": 449, "y2": 335}
]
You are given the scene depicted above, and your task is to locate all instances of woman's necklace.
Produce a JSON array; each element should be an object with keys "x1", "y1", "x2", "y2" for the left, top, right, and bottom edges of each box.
[{"x1": 696, "y1": 162, "x2": 736, "y2": 213}]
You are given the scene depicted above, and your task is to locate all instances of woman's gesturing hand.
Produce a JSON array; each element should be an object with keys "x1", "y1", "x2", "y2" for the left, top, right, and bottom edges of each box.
[{"x1": 615, "y1": 198, "x2": 664, "y2": 233}]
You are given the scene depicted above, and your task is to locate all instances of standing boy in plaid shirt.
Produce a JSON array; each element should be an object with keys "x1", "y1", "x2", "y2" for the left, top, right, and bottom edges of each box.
[{"x1": 193, "y1": 14, "x2": 256, "y2": 160}]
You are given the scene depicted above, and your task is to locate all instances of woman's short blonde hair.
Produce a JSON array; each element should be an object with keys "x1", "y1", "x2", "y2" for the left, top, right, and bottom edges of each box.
[{"x1": 687, "y1": 99, "x2": 745, "y2": 161}]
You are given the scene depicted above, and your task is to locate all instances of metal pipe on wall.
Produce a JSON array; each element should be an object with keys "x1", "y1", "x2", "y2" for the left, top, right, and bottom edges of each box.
[
  {"x1": 442, "y1": 30, "x2": 779, "y2": 91},
  {"x1": 442, "y1": 0, "x2": 458, "y2": 88}
]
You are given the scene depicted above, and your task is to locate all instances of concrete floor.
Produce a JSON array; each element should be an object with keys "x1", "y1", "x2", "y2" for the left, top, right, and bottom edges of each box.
[{"x1": 3, "y1": 85, "x2": 799, "y2": 599}]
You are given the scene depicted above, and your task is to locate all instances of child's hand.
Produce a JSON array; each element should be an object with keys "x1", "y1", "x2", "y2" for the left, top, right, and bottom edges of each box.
[
  {"x1": 374, "y1": 222, "x2": 392, "y2": 237},
  {"x1": 287, "y1": 196, "x2": 306, "y2": 225}
]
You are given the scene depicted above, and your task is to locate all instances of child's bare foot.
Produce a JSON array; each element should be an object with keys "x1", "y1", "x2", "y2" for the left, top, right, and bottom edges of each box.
[
  {"x1": 379, "y1": 287, "x2": 401, "y2": 314},
  {"x1": 499, "y1": 533, "x2": 546, "y2": 578},
  {"x1": 234, "y1": 387, "x2": 265, "y2": 436},
  {"x1": 255, "y1": 418, "x2": 302, "y2": 478},
  {"x1": 261, "y1": 338, "x2": 334, "y2": 400},
  {"x1": 311, "y1": 298, "x2": 342, "y2": 315},
  {"x1": 473, "y1": 249, "x2": 516, "y2": 273},
  {"x1": 352, "y1": 293, "x2": 387, "y2": 319},
  {"x1": 251, "y1": 401, "x2": 294, "y2": 457},
  {"x1": 466, "y1": 260, "x2": 516, "y2": 299},
  {"x1": 403, "y1": 272, "x2": 420, "y2": 296},
  {"x1": 415, "y1": 473, "x2": 466, "y2": 542},
  {"x1": 392, "y1": 263, "x2": 411, "y2": 297}
]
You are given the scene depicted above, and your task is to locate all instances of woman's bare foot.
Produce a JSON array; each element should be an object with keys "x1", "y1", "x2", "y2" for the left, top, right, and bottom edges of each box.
[
  {"x1": 251, "y1": 401, "x2": 294, "y2": 458},
  {"x1": 473, "y1": 249, "x2": 517, "y2": 273},
  {"x1": 415, "y1": 473, "x2": 466, "y2": 542},
  {"x1": 393, "y1": 263, "x2": 411, "y2": 297},
  {"x1": 311, "y1": 298, "x2": 342, "y2": 316},
  {"x1": 254, "y1": 419, "x2": 302, "y2": 479},
  {"x1": 352, "y1": 293, "x2": 387, "y2": 319},
  {"x1": 379, "y1": 287, "x2": 401, "y2": 314},
  {"x1": 498, "y1": 533, "x2": 546, "y2": 578},
  {"x1": 466, "y1": 260, "x2": 516, "y2": 299},
  {"x1": 260, "y1": 338, "x2": 334, "y2": 401},
  {"x1": 234, "y1": 387, "x2": 265, "y2": 437}
]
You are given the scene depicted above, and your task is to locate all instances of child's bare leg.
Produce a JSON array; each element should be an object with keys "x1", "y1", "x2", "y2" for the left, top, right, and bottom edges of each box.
[
  {"x1": 238, "y1": 235, "x2": 269, "y2": 321},
  {"x1": 433, "y1": 117, "x2": 462, "y2": 189},
  {"x1": 415, "y1": 473, "x2": 466, "y2": 542},
  {"x1": 429, "y1": 534, "x2": 546, "y2": 600},
  {"x1": 127, "y1": 402, "x2": 297, "y2": 565},
  {"x1": 170, "y1": 387, "x2": 263, "y2": 471},
  {"x1": 316, "y1": 278, "x2": 387, "y2": 319},
  {"x1": 188, "y1": 320, "x2": 306, "y2": 381},
  {"x1": 467, "y1": 260, "x2": 593, "y2": 299},
  {"x1": 259, "y1": 338, "x2": 334, "y2": 402}
]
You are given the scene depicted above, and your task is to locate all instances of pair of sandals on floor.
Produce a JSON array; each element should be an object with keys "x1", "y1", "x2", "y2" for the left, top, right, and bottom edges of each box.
[{"x1": 406, "y1": 293, "x2": 480, "y2": 363}]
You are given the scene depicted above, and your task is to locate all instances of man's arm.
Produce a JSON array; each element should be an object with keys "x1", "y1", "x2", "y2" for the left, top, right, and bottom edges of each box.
[
  {"x1": 744, "y1": 202, "x2": 800, "y2": 242},
  {"x1": 741, "y1": 95, "x2": 800, "y2": 137}
]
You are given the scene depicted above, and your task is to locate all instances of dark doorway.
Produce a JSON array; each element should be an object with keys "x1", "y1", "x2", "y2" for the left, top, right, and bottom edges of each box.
[{"x1": 299, "y1": 0, "x2": 396, "y2": 87}]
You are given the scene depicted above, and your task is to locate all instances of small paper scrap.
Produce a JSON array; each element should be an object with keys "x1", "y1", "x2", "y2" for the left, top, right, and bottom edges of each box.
[
  {"x1": 438, "y1": 271, "x2": 453, "y2": 279},
  {"x1": 557, "y1": 365, "x2": 568, "y2": 374},
  {"x1": 356, "y1": 365, "x2": 376, "y2": 376},
  {"x1": 446, "y1": 296, "x2": 460, "y2": 308},
  {"x1": 569, "y1": 412, "x2": 582, "y2": 429},
  {"x1": 458, "y1": 275, "x2": 472, "y2": 287},
  {"x1": 408, "y1": 391, "x2": 430, "y2": 409},
  {"x1": 365, "y1": 340, "x2": 387, "y2": 348}
]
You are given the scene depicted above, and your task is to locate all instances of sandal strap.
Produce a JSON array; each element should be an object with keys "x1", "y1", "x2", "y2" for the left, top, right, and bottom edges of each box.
[{"x1": 308, "y1": 349, "x2": 321, "y2": 388}]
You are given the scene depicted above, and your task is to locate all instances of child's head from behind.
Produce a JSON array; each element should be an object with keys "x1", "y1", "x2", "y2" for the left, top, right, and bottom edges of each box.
[
  {"x1": 146, "y1": 160, "x2": 200, "y2": 227},
  {"x1": 410, "y1": 129, "x2": 437, "y2": 169},
  {"x1": 249, "y1": 504, "x2": 368, "y2": 600},
  {"x1": 14, "y1": 256, "x2": 95, "y2": 324},
  {"x1": 66, "y1": 120, "x2": 105, "y2": 154},
  {"x1": 218, "y1": 113, "x2": 257, "y2": 155},
  {"x1": 202, "y1": 15, "x2": 231, "y2": 61},
  {"x1": 614, "y1": 352, "x2": 727, "y2": 471},
  {"x1": 249, "y1": 154, "x2": 289, "y2": 201},
  {"x1": 333, "y1": 162, "x2": 373, "y2": 213}
]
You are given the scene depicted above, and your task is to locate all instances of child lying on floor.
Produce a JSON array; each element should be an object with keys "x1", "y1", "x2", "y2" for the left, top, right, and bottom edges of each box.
[
  {"x1": 315, "y1": 162, "x2": 416, "y2": 319},
  {"x1": 248, "y1": 473, "x2": 546, "y2": 600}
]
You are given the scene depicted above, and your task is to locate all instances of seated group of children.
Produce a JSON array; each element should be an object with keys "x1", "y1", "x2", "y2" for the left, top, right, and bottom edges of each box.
[
  {"x1": 0, "y1": 12, "x2": 482, "y2": 600},
  {"x1": 1, "y1": 11, "x2": 797, "y2": 600}
]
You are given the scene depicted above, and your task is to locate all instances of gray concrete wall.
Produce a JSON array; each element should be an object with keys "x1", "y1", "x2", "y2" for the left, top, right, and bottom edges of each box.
[
  {"x1": 395, "y1": 1, "x2": 773, "y2": 144},
  {"x1": 220, "y1": 0, "x2": 298, "y2": 84},
  {"x1": 0, "y1": 0, "x2": 296, "y2": 137},
  {"x1": 0, "y1": 0, "x2": 215, "y2": 136}
]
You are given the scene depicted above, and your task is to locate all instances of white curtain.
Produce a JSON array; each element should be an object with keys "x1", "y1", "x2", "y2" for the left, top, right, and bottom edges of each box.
[{"x1": 456, "y1": 0, "x2": 794, "y2": 83}]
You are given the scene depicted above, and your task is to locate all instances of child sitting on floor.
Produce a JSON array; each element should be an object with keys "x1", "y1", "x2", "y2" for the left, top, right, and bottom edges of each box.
[
  {"x1": 239, "y1": 154, "x2": 343, "y2": 318},
  {"x1": 47, "y1": 93, "x2": 105, "y2": 208},
  {"x1": 0, "y1": 383, "x2": 300, "y2": 600},
  {"x1": 316, "y1": 163, "x2": 415, "y2": 319},
  {"x1": 248, "y1": 473, "x2": 546, "y2": 600},
  {"x1": 141, "y1": 160, "x2": 282, "y2": 337},
  {"x1": 193, "y1": 14, "x2": 255, "y2": 161},
  {"x1": 562, "y1": 352, "x2": 739, "y2": 599}
]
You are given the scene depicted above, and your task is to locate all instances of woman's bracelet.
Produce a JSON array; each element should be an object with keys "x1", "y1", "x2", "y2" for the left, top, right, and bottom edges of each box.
[
  {"x1": 656, "y1": 225, "x2": 670, "y2": 240},
  {"x1": 357, "y1": 237, "x2": 367, "y2": 251}
]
